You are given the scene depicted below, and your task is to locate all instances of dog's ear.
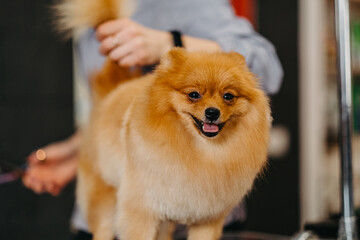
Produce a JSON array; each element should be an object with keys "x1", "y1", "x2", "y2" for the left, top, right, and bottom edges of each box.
[
  {"x1": 228, "y1": 52, "x2": 247, "y2": 66},
  {"x1": 158, "y1": 47, "x2": 187, "y2": 69}
]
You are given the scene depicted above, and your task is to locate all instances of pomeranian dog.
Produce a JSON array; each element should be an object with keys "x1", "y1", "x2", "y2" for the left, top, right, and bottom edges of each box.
[{"x1": 55, "y1": 0, "x2": 271, "y2": 239}]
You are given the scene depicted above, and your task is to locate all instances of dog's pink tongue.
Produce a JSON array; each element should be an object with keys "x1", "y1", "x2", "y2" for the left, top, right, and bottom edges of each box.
[{"x1": 202, "y1": 123, "x2": 219, "y2": 133}]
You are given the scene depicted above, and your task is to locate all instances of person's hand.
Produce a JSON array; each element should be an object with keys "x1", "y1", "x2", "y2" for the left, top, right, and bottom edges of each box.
[
  {"x1": 22, "y1": 132, "x2": 81, "y2": 196},
  {"x1": 96, "y1": 18, "x2": 173, "y2": 67}
]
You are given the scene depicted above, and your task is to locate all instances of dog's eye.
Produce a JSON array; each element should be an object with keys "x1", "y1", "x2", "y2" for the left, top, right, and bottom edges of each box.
[
  {"x1": 188, "y1": 91, "x2": 201, "y2": 100},
  {"x1": 223, "y1": 93, "x2": 234, "y2": 101}
]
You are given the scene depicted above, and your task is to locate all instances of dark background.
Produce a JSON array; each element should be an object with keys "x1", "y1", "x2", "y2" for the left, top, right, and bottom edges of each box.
[
  {"x1": 243, "y1": 0, "x2": 300, "y2": 236},
  {"x1": 0, "y1": 0, "x2": 75, "y2": 239},
  {"x1": 0, "y1": 0, "x2": 299, "y2": 239}
]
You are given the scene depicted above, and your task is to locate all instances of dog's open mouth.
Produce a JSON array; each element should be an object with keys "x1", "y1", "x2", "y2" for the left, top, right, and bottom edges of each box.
[{"x1": 190, "y1": 115, "x2": 226, "y2": 138}]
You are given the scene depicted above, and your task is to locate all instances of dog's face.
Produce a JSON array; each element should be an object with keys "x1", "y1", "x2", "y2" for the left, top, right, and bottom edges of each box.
[{"x1": 154, "y1": 48, "x2": 262, "y2": 139}]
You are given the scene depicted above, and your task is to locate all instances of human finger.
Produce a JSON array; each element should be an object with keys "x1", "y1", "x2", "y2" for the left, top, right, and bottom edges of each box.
[
  {"x1": 99, "y1": 36, "x2": 120, "y2": 55},
  {"x1": 45, "y1": 183, "x2": 61, "y2": 196},
  {"x1": 99, "y1": 27, "x2": 138, "y2": 55},
  {"x1": 108, "y1": 41, "x2": 137, "y2": 62},
  {"x1": 22, "y1": 173, "x2": 34, "y2": 189},
  {"x1": 118, "y1": 52, "x2": 144, "y2": 67},
  {"x1": 30, "y1": 177, "x2": 45, "y2": 194},
  {"x1": 22, "y1": 165, "x2": 39, "y2": 188},
  {"x1": 96, "y1": 18, "x2": 132, "y2": 41},
  {"x1": 22, "y1": 166, "x2": 43, "y2": 193}
]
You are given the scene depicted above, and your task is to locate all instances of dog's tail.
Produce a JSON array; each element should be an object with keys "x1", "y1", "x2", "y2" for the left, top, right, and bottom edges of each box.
[
  {"x1": 91, "y1": 59, "x2": 141, "y2": 102},
  {"x1": 53, "y1": 0, "x2": 126, "y2": 37},
  {"x1": 54, "y1": 0, "x2": 138, "y2": 102}
]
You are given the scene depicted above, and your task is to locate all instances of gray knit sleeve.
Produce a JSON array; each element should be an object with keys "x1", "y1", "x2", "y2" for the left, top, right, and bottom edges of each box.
[
  {"x1": 214, "y1": 18, "x2": 283, "y2": 95},
  {"x1": 170, "y1": 0, "x2": 284, "y2": 95}
]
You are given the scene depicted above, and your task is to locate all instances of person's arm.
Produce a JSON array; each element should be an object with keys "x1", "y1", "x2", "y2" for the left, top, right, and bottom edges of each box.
[
  {"x1": 95, "y1": 19, "x2": 221, "y2": 68},
  {"x1": 177, "y1": 0, "x2": 283, "y2": 95},
  {"x1": 95, "y1": 9, "x2": 282, "y2": 96},
  {"x1": 209, "y1": 17, "x2": 284, "y2": 95},
  {"x1": 182, "y1": 35, "x2": 220, "y2": 52}
]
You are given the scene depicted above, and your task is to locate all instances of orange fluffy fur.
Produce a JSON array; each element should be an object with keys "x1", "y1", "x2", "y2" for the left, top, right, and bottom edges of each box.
[
  {"x1": 55, "y1": 0, "x2": 271, "y2": 239},
  {"x1": 79, "y1": 49, "x2": 271, "y2": 240},
  {"x1": 53, "y1": 0, "x2": 133, "y2": 36}
]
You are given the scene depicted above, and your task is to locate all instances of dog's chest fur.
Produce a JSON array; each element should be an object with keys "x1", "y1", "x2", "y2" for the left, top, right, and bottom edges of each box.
[
  {"x1": 120, "y1": 126, "x2": 254, "y2": 224},
  {"x1": 95, "y1": 116, "x2": 253, "y2": 224}
]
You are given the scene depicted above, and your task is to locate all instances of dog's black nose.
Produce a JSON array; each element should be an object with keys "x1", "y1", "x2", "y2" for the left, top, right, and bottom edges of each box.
[{"x1": 205, "y1": 107, "x2": 220, "y2": 121}]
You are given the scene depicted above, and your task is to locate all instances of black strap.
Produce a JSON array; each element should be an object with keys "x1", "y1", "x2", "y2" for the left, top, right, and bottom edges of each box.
[{"x1": 170, "y1": 30, "x2": 183, "y2": 48}]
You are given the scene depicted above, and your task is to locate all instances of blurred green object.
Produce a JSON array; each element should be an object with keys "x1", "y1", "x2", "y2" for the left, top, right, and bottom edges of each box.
[
  {"x1": 352, "y1": 20, "x2": 360, "y2": 45},
  {"x1": 353, "y1": 76, "x2": 360, "y2": 133},
  {"x1": 351, "y1": 21, "x2": 360, "y2": 133},
  {"x1": 351, "y1": 20, "x2": 360, "y2": 70}
]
